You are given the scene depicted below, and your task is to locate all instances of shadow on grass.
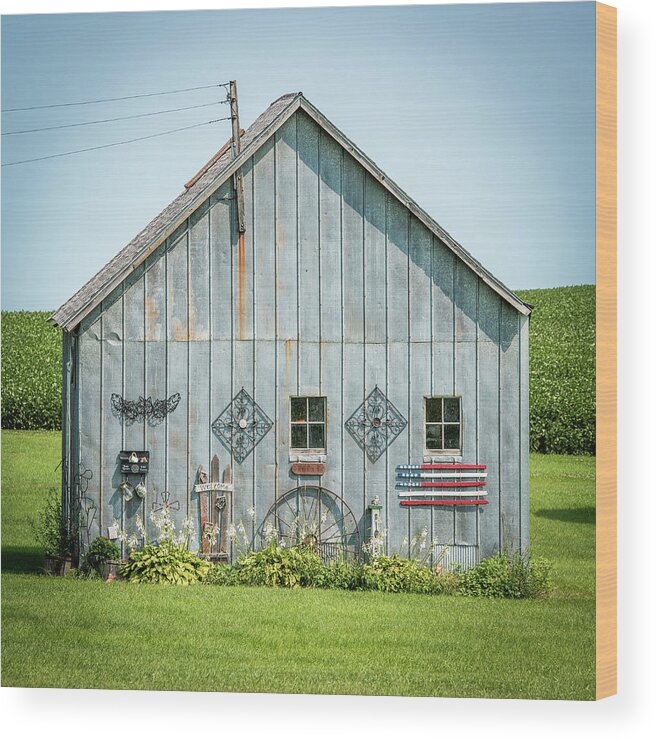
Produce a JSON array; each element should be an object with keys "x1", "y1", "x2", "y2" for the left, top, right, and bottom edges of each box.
[
  {"x1": 1, "y1": 546, "x2": 45, "y2": 574},
  {"x1": 534, "y1": 507, "x2": 596, "y2": 525}
]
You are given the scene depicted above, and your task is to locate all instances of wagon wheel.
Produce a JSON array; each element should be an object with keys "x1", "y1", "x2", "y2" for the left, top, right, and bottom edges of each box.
[{"x1": 261, "y1": 485, "x2": 360, "y2": 561}]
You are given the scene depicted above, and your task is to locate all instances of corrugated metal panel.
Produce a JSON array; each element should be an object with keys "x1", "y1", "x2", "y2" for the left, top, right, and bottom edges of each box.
[{"x1": 434, "y1": 543, "x2": 480, "y2": 571}]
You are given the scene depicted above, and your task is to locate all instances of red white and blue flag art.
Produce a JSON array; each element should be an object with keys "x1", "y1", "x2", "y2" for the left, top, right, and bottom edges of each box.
[{"x1": 396, "y1": 464, "x2": 489, "y2": 506}]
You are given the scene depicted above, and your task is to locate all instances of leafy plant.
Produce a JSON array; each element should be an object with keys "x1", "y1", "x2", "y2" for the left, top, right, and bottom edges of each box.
[
  {"x1": 117, "y1": 502, "x2": 209, "y2": 585},
  {"x1": 311, "y1": 558, "x2": 366, "y2": 591},
  {"x1": 83, "y1": 536, "x2": 121, "y2": 577},
  {"x1": 32, "y1": 488, "x2": 76, "y2": 557},
  {"x1": 361, "y1": 554, "x2": 445, "y2": 594},
  {"x1": 201, "y1": 563, "x2": 240, "y2": 586},
  {"x1": 119, "y1": 543, "x2": 210, "y2": 585},
  {"x1": 234, "y1": 542, "x2": 325, "y2": 588},
  {"x1": 458, "y1": 551, "x2": 553, "y2": 598}
]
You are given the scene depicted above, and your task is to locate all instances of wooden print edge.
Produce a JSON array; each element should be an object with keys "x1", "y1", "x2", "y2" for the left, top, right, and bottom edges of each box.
[{"x1": 595, "y1": 1, "x2": 617, "y2": 701}]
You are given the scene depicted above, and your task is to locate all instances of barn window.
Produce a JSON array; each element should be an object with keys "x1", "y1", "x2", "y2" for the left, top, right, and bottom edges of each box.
[
  {"x1": 290, "y1": 397, "x2": 326, "y2": 450},
  {"x1": 425, "y1": 397, "x2": 461, "y2": 453}
]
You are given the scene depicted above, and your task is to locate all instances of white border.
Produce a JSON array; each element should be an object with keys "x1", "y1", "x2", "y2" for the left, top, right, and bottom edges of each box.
[{"x1": 1, "y1": 0, "x2": 654, "y2": 738}]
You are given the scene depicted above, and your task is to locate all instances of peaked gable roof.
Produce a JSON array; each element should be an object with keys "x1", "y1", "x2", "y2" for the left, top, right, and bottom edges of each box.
[{"x1": 51, "y1": 92, "x2": 530, "y2": 329}]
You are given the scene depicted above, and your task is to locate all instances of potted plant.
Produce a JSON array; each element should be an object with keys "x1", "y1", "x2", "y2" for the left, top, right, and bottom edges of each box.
[
  {"x1": 33, "y1": 488, "x2": 76, "y2": 575},
  {"x1": 84, "y1": 536, "x2": 122, "y2": 580}
]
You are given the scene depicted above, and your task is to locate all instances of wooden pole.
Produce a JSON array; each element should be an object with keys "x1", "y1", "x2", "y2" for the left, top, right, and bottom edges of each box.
[{"x1": 229, "y1": 80, "x2": 246, "y2": 233}]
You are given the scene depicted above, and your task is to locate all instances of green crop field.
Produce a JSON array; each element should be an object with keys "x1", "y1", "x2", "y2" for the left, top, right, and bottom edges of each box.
[
  {"x1": 1, "y1": 311, "x2": 62, "y2": 430},
  {"x1": 1, "y1": 430, "x2": 595, "y2": 699},
  {"x1": 1, "y1": 286, "x2": 595, "y2": 453},
  {"x1": 517, "y1": 285, "x2": 595, "y2": 454}
]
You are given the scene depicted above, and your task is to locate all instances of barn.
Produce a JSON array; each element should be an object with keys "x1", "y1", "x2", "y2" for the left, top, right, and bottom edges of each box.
[{"x1": 51, "y1": 90, "x2": 531, "y2": 569}]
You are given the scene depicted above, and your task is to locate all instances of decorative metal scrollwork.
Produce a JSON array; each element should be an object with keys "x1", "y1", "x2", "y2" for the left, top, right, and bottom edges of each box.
[
  {"x1": 211, "y1": 388, "x2": 273, "y2": 464},
  {"x1": 111, "y1": 393, "x2": 181, "y2": 424},
  {"x1": 345, "y1": 386, "x2": 407, "y2": 462}
]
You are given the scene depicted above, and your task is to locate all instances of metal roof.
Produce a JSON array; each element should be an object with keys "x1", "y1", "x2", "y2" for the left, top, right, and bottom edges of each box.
[{"x1": 50, "y1": 91, "x2": 530, "y2": 330}]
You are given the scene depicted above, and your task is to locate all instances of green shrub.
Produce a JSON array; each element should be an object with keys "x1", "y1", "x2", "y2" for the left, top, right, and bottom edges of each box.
[
  {"x1": 119, "y1": 543, "x2": 210, "y2": 585},
  {"x1": 361, "y1": 554, "x2": 445, "y2": 595},
  {"x1": 201, "y1": 562, "x2": 240, "y2": 586},
  {"x1": 516, "y1": 285, "x2": 595, "y2": 454},
  {"x1": 84, "y1": 536, "x2": 120, "y2": 577},
  {"x1": 311, "y1": 558, "x2": 366, "y2": 591},
  {"x1": 32, "y1": 488, "x2": 76, "y2": 557},
  {"x1": 234, "y1": 542, "x2": 326, "y2": 588},
  {"x1": 1, "y1": 311, "x2": 62, "y2": 430},
  {"x1": 459, "y1": 552, "x2": 552, "y2": 598}
]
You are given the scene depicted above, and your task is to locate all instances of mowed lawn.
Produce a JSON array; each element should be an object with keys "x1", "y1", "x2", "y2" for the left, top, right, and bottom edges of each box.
[{"x1": 1, "y1": 431, "x2": 595, "y2": 699}]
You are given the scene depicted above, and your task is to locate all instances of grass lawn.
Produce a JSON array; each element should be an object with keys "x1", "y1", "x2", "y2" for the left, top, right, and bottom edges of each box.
[{"x1": 1, "y1": 430, "x2": 595, "y2": 699}]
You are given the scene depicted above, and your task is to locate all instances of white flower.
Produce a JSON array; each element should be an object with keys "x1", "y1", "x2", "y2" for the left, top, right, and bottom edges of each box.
[{"x1": 247, "y1": 506, "x2": 256, "y2": 520}]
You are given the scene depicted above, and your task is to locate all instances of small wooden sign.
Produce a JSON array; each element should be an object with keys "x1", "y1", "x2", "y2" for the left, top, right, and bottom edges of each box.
[
  {"x1": 291, "y1": 462, "x2": 325, "y2": 476},
  {"x1": 194, "y1": 481, "x2": 233, "y2": 493},
  {"x1": 119, "y1": 450, "x2": 149, "y2": 474}
]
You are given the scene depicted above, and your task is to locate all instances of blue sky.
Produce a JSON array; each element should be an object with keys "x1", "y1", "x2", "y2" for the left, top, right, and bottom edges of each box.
[{"x1": 1, "y1": 2, "x2": 596, "y2": 310}]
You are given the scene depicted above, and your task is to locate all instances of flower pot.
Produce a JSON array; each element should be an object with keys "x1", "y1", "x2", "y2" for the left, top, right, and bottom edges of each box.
[
  {"x1": 102, "y1": 559, "x2": 122, "y2": 581},
  {"x1": 44, "y1": 554, "x2": 73, "y2": 576}
]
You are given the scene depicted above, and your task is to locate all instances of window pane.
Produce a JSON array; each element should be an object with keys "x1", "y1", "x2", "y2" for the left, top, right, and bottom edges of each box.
[
  {"x1": 425, "y1": 424, "x2": 442, "y2": 449},
  {"x1": 308, "y1": 423, "x2": 325, "y2": 449},
  {"x1": 444, "y1": 424, "x2": 460, "y2": 450},
  {"x1": 444, "y1": 397, "x2": 460, "y2": 422},
  {"x1": 426, "y1": 398, "x2": 442, "y2": 422},
  {"x1": 291, "y1": 397, "x2": 306, "y2": 422},
  {"x1": 308, "y1": 397, "x2": 325, "y2": 422},
  {"x1": 291, "y1": 424, "x2": 307, "y2": 448}
]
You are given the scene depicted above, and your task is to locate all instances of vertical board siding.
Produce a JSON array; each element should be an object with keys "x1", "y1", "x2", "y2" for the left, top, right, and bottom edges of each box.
[
  {"x1": 454, "y1": 261, "x2": 478, "y2": 547},
  {"x1": 275, "y1": 120, "x2": 299, "y2": 509},
  {"x1": 319, "y1": 131, "x2": 343, "y2": 500},
  {"x1": 408, "y1": 216, "x2": 432, "y2": 554},
  {"x1": 188, "y1": 209, "x2": 211, "y2": 548},
  {"x1": 519, "y1": 315, "x2": 530, "y2": 553},
  {"x1": 254, "y1": 138, "x2": 277, "y2": 540},
  {"x1": 500, "y1": 300, "x2": 521, "y2": 552},
  {"x1": 386, "y1": 197, "x2": 410, "y2": 555},
  {"x1": 143, "y1": 245, "x2": 167, "y2": 541},
  {"x1": 341, "y1": 150, "x2": 365, "y2": 530},
  {"x1": 430, "y1": 237, "x2": 457, "y2": 548},
  {"x1": 100, "y1": 295, "x2": 124, "y2": 553},
  {"x1": 166, "y1": 233, "x2": 190, "y2": 535},
  {"x1": 73, "y1": 108, "x2": 527, "y2": 566},
  {"x1": 477, "y1": 282, "x2": 502, "y2": 557},
  {"x1": 297, "y1": 111, "x2": 321, "y2": 397},
  {"x1": 233, "y1": 158, "x2": 255, "y2": 547},
  {"x1": 122, "y1": 267, "x2": 146, "y2": 540},
  {"x1": 209, "y1": 180, "x2": 233, "y2": 538},
  {"x1": 77, "y1": 321, "x2": 101, "y2": 543},
  {"x1": 363, "y1": 175, "x2": 387, "y2": 525}
]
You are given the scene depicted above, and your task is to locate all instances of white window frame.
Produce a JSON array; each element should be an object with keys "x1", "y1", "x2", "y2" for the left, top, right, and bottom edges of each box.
[{"x1": 424, "y1": 396, "x2": 463, "y2": 455}]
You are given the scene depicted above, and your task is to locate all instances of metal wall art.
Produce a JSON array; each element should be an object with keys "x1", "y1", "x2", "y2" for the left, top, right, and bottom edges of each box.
[
  {"x1": 74, "y1": 464, "x2": 96, "y2": 551},
  {"x1": 345, "y1": 386, "x2": 407, "y2": 462},
  {"x1": 111, "y1": 393, "x2": 181, "y2": 424},
  {"x1": 152, "y1": 490, "x2": 180, "y2": 513},
  {"x1": 211, "y1": 388, "x2": 273, "y2": 464}
]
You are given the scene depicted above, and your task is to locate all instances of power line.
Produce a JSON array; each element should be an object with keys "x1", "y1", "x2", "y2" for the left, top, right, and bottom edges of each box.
[
  {"x1": 3, "y1": 82, "x2": 230, "y2": 113},
  {"x1": 2, "y1": 117, "x2": 231, "y2": 167},
  {"x1": 3, "y1": 100, "x2": 228, "y2": 136}
]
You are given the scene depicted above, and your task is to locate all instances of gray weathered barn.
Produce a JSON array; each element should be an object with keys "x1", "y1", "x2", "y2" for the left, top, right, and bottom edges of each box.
[{"x1": 51, "y1": 91, "x2": 531, "y2": 568}]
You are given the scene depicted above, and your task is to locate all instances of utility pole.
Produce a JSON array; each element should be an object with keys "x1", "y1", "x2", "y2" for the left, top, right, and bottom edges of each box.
[{"x1": 229, "y1": 80, "x2": 246, "y2": 233}]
